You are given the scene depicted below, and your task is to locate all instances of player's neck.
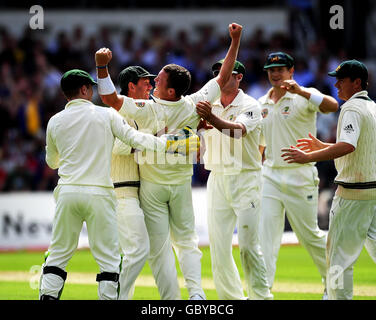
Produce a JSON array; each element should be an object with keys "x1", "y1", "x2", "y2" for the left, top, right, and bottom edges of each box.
[
  {"x1": 270, "y1": 87, "x2": 287, "y2": 103},
  {"x1": 220, "y1": 89, "x2": 239, "y2": 108}
]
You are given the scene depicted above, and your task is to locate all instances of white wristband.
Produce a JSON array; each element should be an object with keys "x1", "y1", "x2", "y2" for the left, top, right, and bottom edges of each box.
[
  {"x1": 97, "y1": 76, "x2": 116, "y2": 95},
  {"x1": 309, "y1": 92, "x2": 324, "y2": 107}
]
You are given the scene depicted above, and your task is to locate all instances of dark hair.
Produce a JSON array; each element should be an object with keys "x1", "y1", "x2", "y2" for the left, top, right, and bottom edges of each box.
[
  {"x1": 62, "y1": 84, "x2": 91, "y2": 99},
  {"x1": 163, "y1": 64, "x2": 191, "y2": 98},
  {"x1": 350, "y1": 77, "x2": 368, "y2": 90}
]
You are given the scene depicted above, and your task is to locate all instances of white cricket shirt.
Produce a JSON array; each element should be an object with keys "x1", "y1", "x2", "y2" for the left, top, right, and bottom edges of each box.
[
  {"x1": 258, "y1": 87, "x2": 324, "y2": 168},
  {"x1": 334, "y1": 91, "x2": 376, "y2": 200},
  {"x1": 118, "y1": 78, "x2": 221, "y2": 185},
  {"x1": 203, "y1": 89, "x2": 263, "y2": 174},
  {"x1": 45, "y1": 99, "x2": 166, "y2": 188}
]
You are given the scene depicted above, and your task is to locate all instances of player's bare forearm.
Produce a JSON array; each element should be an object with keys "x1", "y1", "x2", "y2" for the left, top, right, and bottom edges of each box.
[
  {"x1": 196, "y1": 101, "x2": 245, "y2": 138},
  {"x1": 216, "y1": 23, "x2": 242, "y2": 89},
  {"x1": 281, "y1": 80, "x2": 338, "y2": 113},
  {"x1": 281, "y1": 142, "x2": 355, "y2": 164},
  {"x1": 209, "y1": 115, "x2": 245, "y2": 138},
  {"x1": 318, "y1": 95, "x2": 338, "y2": 113},
  {"x1": 100, "y1": 92, "x2": 124, "y2": 111}
]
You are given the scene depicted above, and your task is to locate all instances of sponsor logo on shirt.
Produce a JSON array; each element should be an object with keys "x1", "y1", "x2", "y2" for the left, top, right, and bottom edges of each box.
[
  {"x1": 135, "y1": 102, "x2": 145, "y2": 108},
  {"x1": 343, "y1": 123, "x2": 354, "y2": 133},
  {"x1": 244, "y1": 111, "x2": 253, "y2": 119},
  {"x1": 262, "y1": 108, "x2": 269, "y2": 118},
  {"x1": 281, "y1": 106, "x2": 290, "y2": 115}
]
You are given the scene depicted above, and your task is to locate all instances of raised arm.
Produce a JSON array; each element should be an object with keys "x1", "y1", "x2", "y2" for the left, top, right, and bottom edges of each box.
[
  {"x1": 215, "y1": 23, "x2": 243, "y2": 89},
  {"x1": 280, "y1": 80, "x2": 338, "y2": 113},
  {"x1": 95, "y1": 48, "x2": 124, "y2": 111}
]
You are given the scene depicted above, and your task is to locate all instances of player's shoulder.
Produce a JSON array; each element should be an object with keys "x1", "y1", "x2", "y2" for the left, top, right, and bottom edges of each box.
[
  {"x1": 341, "y1": 99, "x2": 364, "y2": 113},
  {"x1": 48, "y1": 108, "x2": 66, "y2": 125},
  {"x1": 240, "y1": 91, "x2": 261, "y2": 110}
]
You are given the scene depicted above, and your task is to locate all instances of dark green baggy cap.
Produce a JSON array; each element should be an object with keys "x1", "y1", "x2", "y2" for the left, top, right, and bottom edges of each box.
[{"x1": 60, "y1": 69, "x2": 97, "y2": 92}]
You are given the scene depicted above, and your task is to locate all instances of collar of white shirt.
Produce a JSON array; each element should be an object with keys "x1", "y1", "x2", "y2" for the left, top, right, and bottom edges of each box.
[
  {"x1": 65, "y1": 98, "x2": 93, "y2": 109},
  {"x1": 259, "y1": 88, "x2": 294, "y2": 105},
  {"x1": 347, "y1": 90, "x2": 369, "y2": 103},
  {"x1": 151, "y1": 95, "x2": 184, "y2": 106},
  {"x1": 213, "y1": 89, "x2": 244, "y2": 109}
]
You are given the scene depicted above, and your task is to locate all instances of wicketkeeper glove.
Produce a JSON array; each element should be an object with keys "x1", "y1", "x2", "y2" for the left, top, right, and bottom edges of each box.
[{"x1": 164, "y1": 126, "x2": 200, "y2": 156}]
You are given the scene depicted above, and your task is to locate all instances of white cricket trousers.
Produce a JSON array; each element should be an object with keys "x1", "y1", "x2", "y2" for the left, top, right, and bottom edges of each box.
[
  {"x1": 207, "y1": 171, "x2": 272, "y2": 300},
  {"x1": 39, "y1": 185, "x2": 121, "y2": 300},
  {"x1": 140, "y1": 179, "x2": 205, "y2": 300},
  {"x1": 260, "y1": 166, "x2": 327, "y2": 288},
  {"x1": 117, "y1": 197, "x2": 149, "y2": 300},
  {"x1": 326, "y1": 196, "x2": 376, "y2": 300}
]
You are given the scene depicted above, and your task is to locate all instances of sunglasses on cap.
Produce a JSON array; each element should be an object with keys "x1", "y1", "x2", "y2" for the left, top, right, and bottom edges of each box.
[{"x1": 212, "y1": 70, "x2": 239, "y2": 77}]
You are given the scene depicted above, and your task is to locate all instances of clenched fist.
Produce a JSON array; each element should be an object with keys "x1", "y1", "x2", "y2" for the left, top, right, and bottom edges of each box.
[
  {"x1": 228, "y1": 23, "x2": 242, "y2": 41},
  {"x1": 95, "y1": 48, "x2": 113, "y2": 66}
]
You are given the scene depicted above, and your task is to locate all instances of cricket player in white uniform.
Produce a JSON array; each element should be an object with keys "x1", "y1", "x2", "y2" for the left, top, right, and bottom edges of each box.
[
  {"x1": 110, "y1": 66, "x2": 157, "y2": 300},
  {"x1": 39, "y1": 69, "x2": 192, "y2": 300},
  {"x1": 258, "y1": 52, "x2": 338, "y2": 295},
  {"x1": 95, "y1": 23, "x2": 243, "y2": 300},
  {"x1": 282, "y1": 60, "x2": 376, "y2": 300},
  {"x1": 196, "y1": 60, "x2": 273, "y2": 300}
]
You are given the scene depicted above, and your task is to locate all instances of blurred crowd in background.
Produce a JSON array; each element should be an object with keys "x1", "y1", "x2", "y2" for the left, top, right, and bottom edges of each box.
[{"x1": 0, "y1": 2, "x2": 375, "y2": 228}]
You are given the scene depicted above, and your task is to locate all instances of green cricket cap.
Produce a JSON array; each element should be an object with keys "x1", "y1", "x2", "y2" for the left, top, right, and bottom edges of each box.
[
  {"x1": 328, "y1": 59, "x2": 368, "y2": 81},
  {"x1": 60, "y1": 69, "x2": 97, "y2": 92},
  {"x1": 211, "y1": 59, "x2": 246, "y2": 75},
  {"x1": 118, "y1": 66, "x2": 156, "y2": 95},
  {"x1": 263, "y1": 52, "x2": 294, "y2": 69}
]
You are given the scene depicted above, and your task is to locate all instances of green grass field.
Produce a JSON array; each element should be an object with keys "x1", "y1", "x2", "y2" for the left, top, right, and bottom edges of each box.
[{"x1": 0, "y1": 245, "x2": 375, "y2": 300}]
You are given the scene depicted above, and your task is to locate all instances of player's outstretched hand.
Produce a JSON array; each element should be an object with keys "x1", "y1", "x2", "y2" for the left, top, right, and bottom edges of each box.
[
  {"x1": 281, "y1": 146, "x2": 310, "y2": 164},
  {"x1": 95, "y1": 48, "x2": 113, "y2": 66},
  {"x1": 229, "y1": 23, "x2": 242, "y2": 41},
  {"x1": 296, "y1": 133, "x2": 326, "y2": 152},
  {"x1": 196, "y1": 101, "x2": 213, "y2": 121}
]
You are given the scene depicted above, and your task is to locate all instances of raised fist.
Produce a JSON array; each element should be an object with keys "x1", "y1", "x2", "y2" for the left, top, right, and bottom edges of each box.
[
  {"x1": 229, "y1": 23, "x2": 242, "y2": 40},
  {"x1": 95, "y1": 48, "x2": 113, "y2": 66}
]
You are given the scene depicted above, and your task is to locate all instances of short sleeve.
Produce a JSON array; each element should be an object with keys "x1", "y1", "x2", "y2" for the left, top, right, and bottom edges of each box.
[
  {"x1": 337, "y1": 110, "x2": 361, "y2": 148},
  {"x1": 188, "y1": 78, "x2": 221, "y2": 105},
  {"x1": 235, "y1": 104, "x2": 262, "y2": 135},
  {"x1": 118, "y1": 96, "x2": 155, "y2": 124}
]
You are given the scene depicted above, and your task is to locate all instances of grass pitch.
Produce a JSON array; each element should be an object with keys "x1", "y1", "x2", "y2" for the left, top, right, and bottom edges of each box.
[{"x1": 0, "y1": 245, "x2": 375, "y2": 300}]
